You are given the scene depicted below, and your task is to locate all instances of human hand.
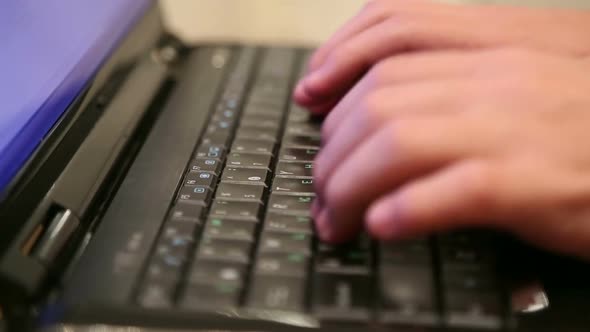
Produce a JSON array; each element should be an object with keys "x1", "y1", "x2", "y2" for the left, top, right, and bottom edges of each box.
[
  {"x1": 312, "y1": 48, "x2": 590, "y2": 260},
  {"x1": 294, "y1": 0, "x2": 590, "y2": 114}
]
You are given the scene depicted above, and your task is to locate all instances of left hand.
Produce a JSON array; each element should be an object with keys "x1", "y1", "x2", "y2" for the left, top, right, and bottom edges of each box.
[{"x1": 313, "y1": 48, "x2": 590, "y2": 260}]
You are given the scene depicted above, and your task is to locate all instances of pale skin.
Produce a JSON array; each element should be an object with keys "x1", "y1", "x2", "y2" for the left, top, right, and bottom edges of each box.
[{"x1": 294, "y1": 0, "x2": 590, "y2": 260}]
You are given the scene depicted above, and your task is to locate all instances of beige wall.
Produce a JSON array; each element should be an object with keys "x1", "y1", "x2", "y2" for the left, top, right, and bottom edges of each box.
[{"x1": 159, "y1": 0, "x2": 590, "y2": 46}]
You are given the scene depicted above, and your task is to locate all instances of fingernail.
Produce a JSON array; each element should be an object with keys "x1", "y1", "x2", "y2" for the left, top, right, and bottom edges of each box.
[
  {"x1": 366, "y1": 201, "x2": 403, "y2": 240},
  {"x1": 293, "y1": 82, "x2": 308, "y2": 102},
  {"x1": 305, "y1": 70, "x2": 323, "y2": 91}
]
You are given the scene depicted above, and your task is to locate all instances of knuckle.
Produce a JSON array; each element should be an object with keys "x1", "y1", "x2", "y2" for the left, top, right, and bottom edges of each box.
[
  {"x1": 367, "y1": 60, "x2": 394, "y2": 86},
  {"x1": 324, "y1": 178, "x2": 351, "y2": 209},
  {"x1": 383, "y1": 118, "x2": 415, "y2": 157},
  {"x1": 361, "y1": 92, "x2": 387, "y2": 125},
  {"x1": 458, "y1": 161, "x2": 499, "y2": 210}
]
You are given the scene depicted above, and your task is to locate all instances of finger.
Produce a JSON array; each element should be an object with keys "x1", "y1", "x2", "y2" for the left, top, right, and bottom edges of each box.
[
  {"x1": 320, "y1": 72, "x2": 372, "y2": 133},
  {"x1": 321, "y1": 50, "x2": 488, "y2": 139},
  {"x1": 309, "y1": 0, "x2": 468, "y2": 72},
  {"x1": 365, "y1": 160, "x2": 506, "y2": 240},
  {"x1": 294, "y1": 2, "x2": 390, "y2": 106},
  {"x1": 317, "y1": 112, "x2": 501, "y2": 243},
  {"x1": 299, "y1": 17, "x2": 495, "y2": 106},
  {"x1": 315, "y1": 80, "x2": 471, "y2": 192},
  {"x1": 308, "y1": 0, "x2": 392, "y2": 72},
  {"x1": 308, "y1": 96, "x2": 340, "y2": 116}
]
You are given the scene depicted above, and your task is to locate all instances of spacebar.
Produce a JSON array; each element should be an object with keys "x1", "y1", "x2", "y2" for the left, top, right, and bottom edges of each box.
[{"x1": 61, "y1": 47, "x2": 232, "y2": 307}]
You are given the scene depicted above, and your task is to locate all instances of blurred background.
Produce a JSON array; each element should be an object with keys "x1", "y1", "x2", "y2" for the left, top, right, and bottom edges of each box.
[{"x1": 159, "y1": 0, "x2": 590, "y2": 46}]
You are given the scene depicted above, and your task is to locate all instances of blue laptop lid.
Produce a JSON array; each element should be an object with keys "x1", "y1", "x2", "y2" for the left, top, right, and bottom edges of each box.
[{"x1": 0, "y1": 0, "x2": 153, "y2": 195}]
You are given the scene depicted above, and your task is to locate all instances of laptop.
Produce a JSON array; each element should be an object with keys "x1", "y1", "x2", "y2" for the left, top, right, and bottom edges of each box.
[{"x1": 1, "y1": 2, "x2": 589, "y2": 332}]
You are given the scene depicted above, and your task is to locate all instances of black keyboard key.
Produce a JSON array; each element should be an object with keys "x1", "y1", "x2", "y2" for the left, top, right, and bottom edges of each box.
[
  {"x1": 195, "y1": 144, "x2": 226, "y2": 160},
  {"x1": 316, "y1": 246, "x2": 371, "y2": 275},
  {"x1": 168, "y1": 202, "x2": 203, "y2": 222},
  {"x1": 247, "y1": 92, "x2": 286, "y2": 109},
  {"x1": 284, "y1": 123, "x2": 321, "y2": 136},
  {"x1": 272, "y1": 177, "x2": 315, "y2": 194},
  {"x1": 240, "y1": 114, "x2": 281, "y2": 129},
  {"x1": 379, "y1": 265, "x2": 439, "y2": 325},
  {"x1": 380, "y1": 239, "x2": 432, "y2": 265},
  {"x1": 268, "y1": 194, "x2": 313, "y2": 215},
  {"x1": 202, "y1": 125, "x2": 232, "y2": 144},
  {"x1": 216, "y1": 182, "x2": 265, "y2": 202},
  {"x1": 189, "y1": 261, "x2": 247, "y2": 286},
  {"x1": 444, "y1": 290, "x2": 503, "y2": 329},
  {"x1": 235, "y1": 127, "x2": 279, "y2": 142},
  {"x1": 181, "y1": 282, "x2": 242, "y2": 310},
  {"x1": 203, "y1": 218, "x2": 257, "y2": 242},
  {"x1": 439, "y1": 231, "x2": 493, "y2": 245},
  {"x1": 247, "y1": 276, "x2": 305, "y2": 311},
  {"x1": 243, "y1": 104, "x2": 284, "y2": 117},
  {"x1": 276, "y1": 161, "x2": 314, "y2": 177},
  {"x1": 201, "y1": 131, "x2": 232, "y2": 147},
  {"x1": 227, "y1": 152, "x2": 272, "y2": 169},
  {"x1": 259, "y1": 232, "x2": 312, "y2": 256},
  {"x1": 441, "y1": 245, "x2": 495, "y2": 268},
  {"x1": 221, "y1": 167, "x2": 269, "y2": 185},
  {"x1": 279, "y1": 147, "x2": 319, "y2": 162},
  {"x1": 443, "y1": 267, "x2": 497, "y2": 291},
  {"x1": 254, "y1": 252, "x2": 309, "y2": 277},
  {"x1": 210, "y1": 116, "x2": 236, "y2": 131},
  {"x1": 161, "y1": 219, "x2": 199, "y2": 241},
  {"x1": 312, "y1": 273, "x2": 371, "y2": 321},
  {"x1": 197, "y1": 238, "x2": 252, "y2": 264},
  {"x1": 264, "y1": 212, "x2": 313, "y2": 234},
  {"x1": 209, "y1": 200, "x2": 262, "y2": 221},
  {"x1": 155, "y1": 231, "x2": 194, "y2": 263},
  {"x1": 213, "y1": 107, "x2": 239, "y2": 122},
  {"x1": 231, "y1": 138, "x2": 275, "y2": 155},
  {"x1": 288, "y1": 107, "x2": 314, "y2": 123},
  {"x1": 138, "y1": 280, "x2": 176, "y2": 308},
  {"x1": 177, "y1": 186, "x2": 213, "y2": 206},
  {"x1": 260, "y1": 48, "x2": 295, "y2": 78},
  {"x1": 240, "y1": 120, "x2": 281, "y2": 132},
  {"x1": 211, "y1": 110, "x2": 239, "y2": 125},
  {"x1": 144, "y1": 259, "x2": 183, "y2": 283},
  {"x1": 283, "y1": 134, "x2": 321, "y2": 148},
  {"x1": 184, "y1": 171, "x2": 217, "y2": 188},
  {"x1": 238, "y1": 121, "x2": 280, "y2": 138},
  {"x1": 151, "y1": 250, "x2": 188, "y2": 275},
  {"x1": 189, "y1": 158, "x2": 223, "y2": 175}
]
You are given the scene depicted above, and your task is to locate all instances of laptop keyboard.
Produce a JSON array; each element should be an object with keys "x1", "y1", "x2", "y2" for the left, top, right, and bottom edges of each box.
[{"x1": 136, "y1": 47, "x2": 511, "y2": 330}]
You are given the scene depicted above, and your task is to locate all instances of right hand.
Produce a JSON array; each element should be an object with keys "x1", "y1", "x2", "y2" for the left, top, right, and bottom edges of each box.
[
  {"x1": 312, "y1": 48, "x2": 590, "y2": 260},
  {"x1": 294, "y1": 0, "x2": 590, "y2": 113}
]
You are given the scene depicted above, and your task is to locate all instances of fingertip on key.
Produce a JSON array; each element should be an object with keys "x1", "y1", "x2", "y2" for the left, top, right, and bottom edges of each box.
[
  {"x1": 366, "y1": 201, "x2": 404, "y2": 241},
  {"x1": 293, "y1": 81, "x2": 313, "y2": 106},
  {"x1": 311, "y1": 198, "x2": 322, "y2": 219},
  {"x1": 315, "y1": 208, "x2": 334, "y2": 243}
]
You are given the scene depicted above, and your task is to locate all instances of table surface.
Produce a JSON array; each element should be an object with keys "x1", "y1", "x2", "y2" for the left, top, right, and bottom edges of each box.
[{"x1": 159, "y1": 0, "x2": 590, "y2": 46}]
